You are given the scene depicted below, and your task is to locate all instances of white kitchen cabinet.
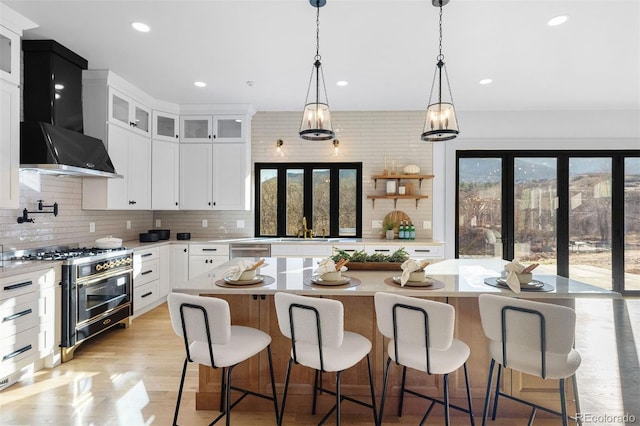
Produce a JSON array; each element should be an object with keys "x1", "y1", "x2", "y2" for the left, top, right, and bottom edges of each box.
[
  {"x1": 133, "y1": 247, "x2": 162, "y2": 317},
  {"x1": 179, "y1": 141, "x2": 250, "y2": 211},
  {"x1": 83, "y1": 124, "x2": 151, "y2": 210},
  {"x1": 170, "y1": 244, "x2": 190, "y2": 289},
  {"x1": 0, "y1": 80, "x2": 19, "y2": 209},
  {"x1": 270, "y1": 244, "x2": 332, "y2": 258},
  {"x1": 188, "y1": 244, "x2": 229, "y2": 280},
  {"x1": 152, "y1": 110, "x2": 180, "y2": 142},
  {"x1": 108, "y1": 87, "x2": 151, "y2": 137},
  {"x1": 151, "y1": 139, "x2": 180, "y2": 210},
  {"x1": 403, "y1": 245, "x2": 444, "y2": 259},
  {"x1": 0, "y1": 25, "x2": 21, "y2": 86},
  {"x1": 180, "y1": 115, "x2": 212, "y2": 143},
  {"x1": 0, "y1": 267, "x2": 59, "y2": 390},
  {"x1": 180, "y1": 114, "x2": 247, "y2": 143},
  {"x1": 158, "y1": 245, "x2": 171, "y2": 298},
  {"x1": 179, "y1": 143, "x2": 212, "y2": 209}
]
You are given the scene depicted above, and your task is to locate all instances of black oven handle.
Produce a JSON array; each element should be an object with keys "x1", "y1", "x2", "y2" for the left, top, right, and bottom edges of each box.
[
  {"x1": 4, "y1": 280, "x2": 33, "y2": 291},
  {"x1": 3, "y1": 308, "x2": 33, "y2": 322}
]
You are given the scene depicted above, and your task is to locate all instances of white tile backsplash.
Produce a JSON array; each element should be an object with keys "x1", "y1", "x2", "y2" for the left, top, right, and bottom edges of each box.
[{"x1": 1, "y1": 110, "x2": 434, "y2": 250}]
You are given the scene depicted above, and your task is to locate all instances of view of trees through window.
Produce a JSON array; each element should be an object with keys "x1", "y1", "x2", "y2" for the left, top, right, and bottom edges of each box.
[
  {"x1": 256, "y1": 163, "x2": 362, "y2": 237},
  {"x1": 457, "y1": 152, "x2": 640, "y2": 293}
]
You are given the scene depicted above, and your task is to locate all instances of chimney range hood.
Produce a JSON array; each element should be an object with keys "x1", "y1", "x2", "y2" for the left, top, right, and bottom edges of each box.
[{"x1": 19, "y1": 40, "x2": 122, "y2": 178}]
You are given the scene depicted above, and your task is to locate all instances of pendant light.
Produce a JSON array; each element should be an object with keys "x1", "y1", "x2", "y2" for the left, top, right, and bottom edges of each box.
[
  {"x1": 299, "y1": 0, "x2": 335, "y2": 141},
  {"x1": 421, "y1": 0, "x2": 459, "y2": 142}
]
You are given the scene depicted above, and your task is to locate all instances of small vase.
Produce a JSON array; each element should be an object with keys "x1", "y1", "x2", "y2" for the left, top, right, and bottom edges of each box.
[{"x1": 385, "y1": 229, "x2": 395, "y2": 240}]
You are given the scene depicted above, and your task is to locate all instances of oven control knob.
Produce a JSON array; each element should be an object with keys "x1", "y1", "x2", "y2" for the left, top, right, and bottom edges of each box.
[
  {"x1": 96, "y1": 264, "x2": 103, "y2": 271},
  {"x1": 126, "y1": 258, "x2": 132, "y2": 264},
  {"x1": 109, "y1": 261, "x2": 115, "y2": 268},
  {"x1": 103, "y1": 262, "x2": 110, "y2": 270}
]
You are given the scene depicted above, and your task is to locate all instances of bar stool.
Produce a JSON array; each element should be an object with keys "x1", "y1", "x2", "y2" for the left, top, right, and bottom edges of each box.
[
  {"x1": 274, "y1": 292, "x2": 378, "y2": 426},
  {"x1": 167, "y1": 293, "x2": 279, "y2": 426},
  {"x1": 374, "y1": 292, "x2": 474, "y2": 425},
  {"x1": 478, "y1": 294, "x2": 582, "y2": 426}
]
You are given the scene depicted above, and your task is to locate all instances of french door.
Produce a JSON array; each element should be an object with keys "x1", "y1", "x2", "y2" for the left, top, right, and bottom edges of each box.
[{"x1": 456, "y1": 151, "x2": 639, "y2": 296}]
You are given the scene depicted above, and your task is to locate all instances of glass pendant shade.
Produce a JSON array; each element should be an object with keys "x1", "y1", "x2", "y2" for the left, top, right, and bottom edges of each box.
[
  {"x1": 299, "y1": 61, "x2": 335, "y2": 141},
  {"x1": 422, "y1": 102, "x2": 459, "y2": 141}
]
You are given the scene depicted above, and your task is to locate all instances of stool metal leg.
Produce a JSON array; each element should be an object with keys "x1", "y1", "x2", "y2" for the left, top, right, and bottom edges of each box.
[
  {"x1": 463, "y1": 363, "x2": 475, "y2": 426},
  {"x1": 366, "y1": 354, "x2": 378, "y2": 426},
  {"x1": 379, "y1": 357, "x2": 392, "y2": 424},
  {"x1": 219, "y1": 367, "x2": 226, "y2": 413},
  {"x1": 224, "y1": 365, "x2": 234, "y2": 426},
  {"x1": 481, "y1": 359, "x2": 496, "y2": 426},
  {"x1": 572, "y1": 373, "x2": 582, "y2": 426},
  {"x1": 312, "y1": 369, "x2": 320, "y2": 415},
  {"x1": 491, "y1": 364, "x2": 503, "y2": 420},
  {"x1": 279, "y1": 358, "x2": 294, "y2": 425},
  {"x1": 266, "y1": 346, "x2": 280, "y2": 425},
  {"x1": 335, "y1": 370, "x2": 343, "y2": 426},
  {"x1": 398, "y1": 365, "x2": 407, "y2": 417},
  {"x1": 443, "y1": 374, "x2": 450, "y2": 426},
  {"x1": 173, "y1": 357, "x2": 189, "y2": 426},
  {"x1": 560, "y1": 378, "x2": 568, "y2": 426}
]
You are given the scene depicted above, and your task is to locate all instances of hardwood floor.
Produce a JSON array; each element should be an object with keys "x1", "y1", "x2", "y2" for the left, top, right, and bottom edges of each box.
[{"x1": 0, "y1": 298, "x2": 637, "y2": 425}]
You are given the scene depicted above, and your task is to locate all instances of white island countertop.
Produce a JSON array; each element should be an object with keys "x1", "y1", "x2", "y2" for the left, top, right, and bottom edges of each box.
[{"x1": 174, "y1": 258, "x2": 621, "y2": 299}]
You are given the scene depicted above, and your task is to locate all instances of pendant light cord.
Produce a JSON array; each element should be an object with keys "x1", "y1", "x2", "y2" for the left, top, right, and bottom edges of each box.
[
  {"x1": 438, "y1": 1, "x2": 444, "y2": 61},
  {"x1": 315, "y1": 5, "x2": 321, "y2": 61}
]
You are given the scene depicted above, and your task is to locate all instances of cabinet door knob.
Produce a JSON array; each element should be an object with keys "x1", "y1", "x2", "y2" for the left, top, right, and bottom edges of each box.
[
  {"x1": 208, "y1": 135, "x2": 212, "y2": 139},
  {"x1": 208, "y1": 202, "x2": 212, "y2": 206},
  {"x1": 213, "y1": 134, "x2": 216, "y2": 139},
  {"x1": 183, "y1": 248, "x2": 187, "y2": 252},
  {"x1": 175, "y1": 202, "x2": 178, "y2": 206},
  {"x1": 129, "y1": 200, "x2": 136, "y2": 205},
  {"x1": 175, "y1": 134, "x2": 179, "y2": 138}
]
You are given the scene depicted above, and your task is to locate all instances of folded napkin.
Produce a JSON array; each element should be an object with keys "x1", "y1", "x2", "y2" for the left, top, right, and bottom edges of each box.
[
  {"x1": 221, "y1": 260, "x2": 263, "y2": 281},
  {"x1": 315, "y1": 258, "x2": 347, "y2": 275},
  {"x1": 504, "y1": 260, "x2": 525, "y2": 293},
  {"x1": 400, "y1": 259, "x2": 422, "y2": 287}
]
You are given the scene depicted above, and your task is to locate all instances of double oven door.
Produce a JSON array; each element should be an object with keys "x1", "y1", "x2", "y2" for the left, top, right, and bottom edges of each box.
[{"x1": 77, "y1": 269, "x2": 132, "y2": 325}]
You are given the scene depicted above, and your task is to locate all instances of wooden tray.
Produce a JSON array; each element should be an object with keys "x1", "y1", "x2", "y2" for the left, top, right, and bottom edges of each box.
[{"x1": 346, "y1": 262, "x2": 403, "y2": 271}]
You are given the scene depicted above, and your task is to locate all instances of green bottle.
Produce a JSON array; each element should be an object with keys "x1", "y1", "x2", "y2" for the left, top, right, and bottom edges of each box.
[
  {"x1": 409, "y1": 222, "x2": 416, "y2": 240},
  {"x1": 399, "y1": 221, "x2": 405, "y2": 239}
]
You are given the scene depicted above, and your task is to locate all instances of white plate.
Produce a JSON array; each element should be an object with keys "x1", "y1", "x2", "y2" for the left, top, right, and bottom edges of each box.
[
  {"x1": 496, "y1": 278, "x2": 544, "y2": 289},
  {"x1": 392, "y1": 276, "x2": 434, "y2": 287},
  {"x1": 310, "y1": 275, "x2": 350, "y2": 286},
  {"x1": 223, "y1": 275, "x2": 264, "y2": 285}
]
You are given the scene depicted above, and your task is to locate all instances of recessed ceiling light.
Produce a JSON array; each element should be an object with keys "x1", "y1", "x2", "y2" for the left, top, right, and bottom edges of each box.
[
  {"x1": 479, "y1": 78, "x2": 493, "y2": 85},
  {"x1": 54, "y1": 83, "x2": 64, "y2": 90},
  {"x1": 336, "y1": 80, "x2": 349, "y2": 87},
  {"x1": 194, "y1": 81, "x2": 207, "y2": 88},
  {"x1": 547, "y1": 15, "x2": 569, "y2": 27},
  {"x1": 131, "y1": 22, "x2": 150, "y2": 32},
  {"x1": 246, "y1": 80, "x2": 256, "y2": 87}
]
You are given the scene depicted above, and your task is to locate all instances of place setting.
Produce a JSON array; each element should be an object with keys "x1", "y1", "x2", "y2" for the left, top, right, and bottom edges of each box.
[
  {"x1": 304, "y1": 258, "x2": 361, "y2": 288},
  {"x1": 484, "y1": 260, "x2": 554, "y2": 292},
  {"x1": 215, "y1": 259, "x2": 275, "y2": 288},
  {"x1": 384, "y1": 259, "x2": 445, "y2": 290}
]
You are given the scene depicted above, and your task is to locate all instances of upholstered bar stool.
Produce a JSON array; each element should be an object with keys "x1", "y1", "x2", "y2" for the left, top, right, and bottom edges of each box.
[
  {"x1": 478, "y1": 294, "x2": 582, "y2": 426},
  {"x1": 274, "y1": 292, "x2": 378, "y2": 426},
  {"x1": 167, "y1": 293, "x2": 279, "y2": 426},
  {"x1": 374, "y1": 292, "x2": 474, "y2": 425}
]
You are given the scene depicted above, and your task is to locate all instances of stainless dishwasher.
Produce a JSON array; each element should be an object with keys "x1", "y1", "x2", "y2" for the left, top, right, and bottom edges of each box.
[{"x1": 229, "y1": 242, "x2": 271, "y2": 259}]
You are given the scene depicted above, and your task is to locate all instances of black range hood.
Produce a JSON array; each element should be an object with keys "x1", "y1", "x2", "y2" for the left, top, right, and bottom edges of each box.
[{"x1": 20, "y1": 40, "x2": 121, "y2": 178}]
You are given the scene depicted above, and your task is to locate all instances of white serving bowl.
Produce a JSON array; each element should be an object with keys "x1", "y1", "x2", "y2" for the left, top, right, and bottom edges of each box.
[
  {"x1": 95, "y1": 236, "x2": 122, "y2": 249},
  {"x1": 239, "y1": 269, "x2": 257, "y2": 281},
  {"x1": 409, "y1": 270, "x2": 425, "y2": 282},
  {"x1": 321, "y1": 270, "x2": 342, "y2": 281}
]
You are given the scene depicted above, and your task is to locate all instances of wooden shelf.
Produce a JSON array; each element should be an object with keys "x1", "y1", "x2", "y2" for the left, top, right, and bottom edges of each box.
[
  {"x1": 372, "y1": 174, "x2": 434, "y2": 190},
  {"x1": 366, "y1": 195, "x2": 429, "y2": 209}
]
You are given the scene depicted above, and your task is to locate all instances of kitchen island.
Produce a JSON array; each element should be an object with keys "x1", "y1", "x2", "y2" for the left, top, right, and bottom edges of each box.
[{"x1": 174, "y1": 258, "x2": 619, "y2": 419}]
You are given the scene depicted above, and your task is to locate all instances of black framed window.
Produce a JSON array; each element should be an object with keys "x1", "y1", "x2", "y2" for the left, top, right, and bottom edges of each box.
[
  {"x1": 255, "y1": 162, "x2": 362, "y2": 238},
  {"x1": 456, "y1": 150, "x2": 639, "y2": 296}
]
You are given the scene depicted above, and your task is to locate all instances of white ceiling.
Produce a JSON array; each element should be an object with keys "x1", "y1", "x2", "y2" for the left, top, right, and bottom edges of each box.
[{"x1": 3, "y1": 0, "x2": 639, "y2": 113}]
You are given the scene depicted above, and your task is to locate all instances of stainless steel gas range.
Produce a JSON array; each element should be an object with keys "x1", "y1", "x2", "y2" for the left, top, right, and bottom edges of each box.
[{"x1": 10, "y1": 246, "x2": 134, "y2": 362}]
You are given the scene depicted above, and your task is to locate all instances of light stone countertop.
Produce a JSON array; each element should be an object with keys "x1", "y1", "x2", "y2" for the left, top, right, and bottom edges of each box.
[{"x1": 174, "y1": 257, "x2": 621, "y2": 299}]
